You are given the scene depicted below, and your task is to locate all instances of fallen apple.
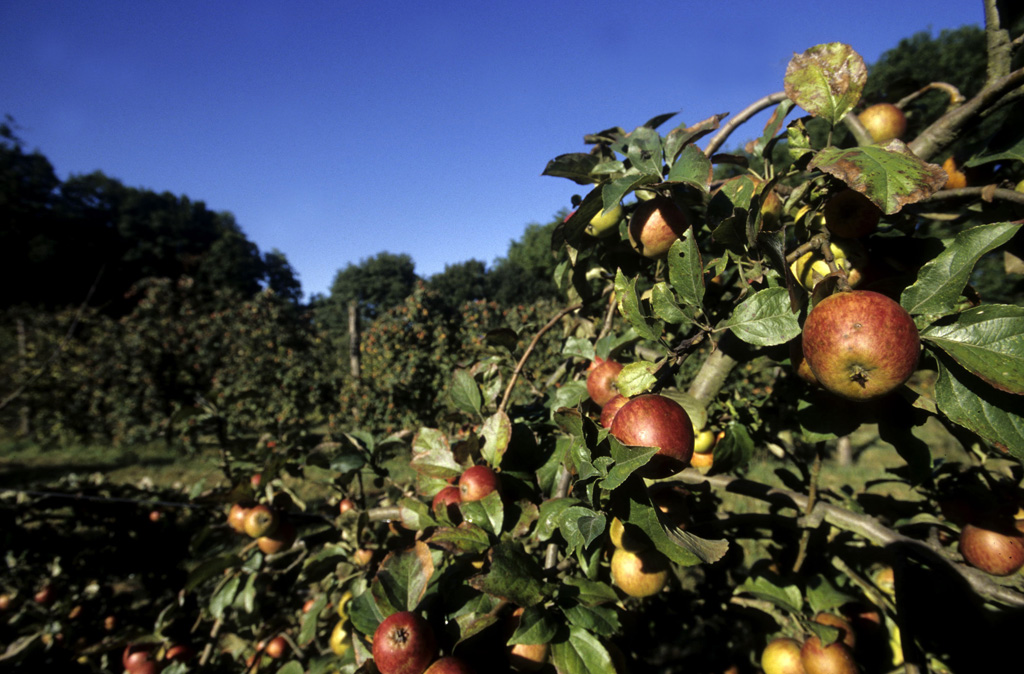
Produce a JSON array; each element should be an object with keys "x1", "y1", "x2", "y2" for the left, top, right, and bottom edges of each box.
[{"x1": 801, "y1": 290, "x2": 919, "y2": 401}]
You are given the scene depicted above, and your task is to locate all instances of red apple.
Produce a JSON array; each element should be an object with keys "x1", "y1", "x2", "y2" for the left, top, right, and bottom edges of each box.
[
  {"x1": 243, "y1": 504, "x2": 280, "y2": 538},
  {"x1": 600, "y1": 394, "x2": 629, "y2": 428},
  {"x1": 265, "y1": 635, "x2": 287, "y2": 659},
  {"x1": 609, "y1": 394, "x2": 694, "y2": 478},
  {"x1": 338, "y1": 498, "x2": 356, "y2": 515},
  {"x1": 959, "y1": 523, "x2": 1024, "y2": 576},
  {"x1": 858, "y1": 102, "x2": 906, "y2": 142},
  {"x1": 424, "y1": 656, "x2": 476, "y2": 674},
  {"x1": 824, "y1": 188, "x2": 882, "y2": 238},
  {"x1": 800, "y1": 635, "x2": 857, "y2": 674},
  {"x1": 628, "y1": 196, "x2": 688, "y2": 258},
  {"x1": 587, "y1": 359, "x2": 624, "y2": 406},
  {"x1": 228, "y1": 503, "x2": 251, "y2": 533},
  {"x1": 372, "y1": 611, "x2": 437, "y2": 674},
  {"x1": 257, "y1": 520, "x2": 296, "y2": 555},
  {"x1": 164, "y1": 644, "x2": 194, "y2": 662},
  {"x1": 801, "y1": 290, "x2": 919, "y2": 401},
  {"x1": 33, "y1": 584, "x2": 55, "y2": 606},
  {"x1": 432, "y1": 485, "x2": 462, "y2": 521},
  {"x1": 459, "y1": 465, "x2": 499, "y2": 502}
]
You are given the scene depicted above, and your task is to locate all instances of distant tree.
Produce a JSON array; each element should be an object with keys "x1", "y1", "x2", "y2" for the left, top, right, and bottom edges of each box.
[
  {"x1": 327, "y1": 251, "x2": 419, "y2": 323},
  {"x1": 426, "y1": 259, "x2": 488, "y2": 309},
  {"x1": 262, "y1": 249, "x2": 303, "y2": 305},
  {"x1": 488, "y1": 216, "x2": 564, "y2": 305},
  {"x1": 863, "y1": 22, "x2": 1024, "y2": 163}
]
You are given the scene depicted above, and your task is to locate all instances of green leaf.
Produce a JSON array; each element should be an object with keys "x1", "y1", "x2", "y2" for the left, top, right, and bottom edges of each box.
[
  {"x1": 237, "y1": 573, "x2": 257, "y2": 614},
  {"x1": 481, "y1": 412, "x2": 512, "y2": 467},
  {"x1": 185, "y1": 554, "x2": 241, "y2": 593},
  {"x1": 409, "y1": 428, "x2": 462, "y2": 479},
  {"x1": 210, "y1": 575, "x2": 240, "y2": 620},
  {"x1": 753, "y1": 99, "x2": 796, "y2": 158},
  {"x1": 398, "y1": 497, "x2": 438, "y2": 531},
  {"x1": 611, "y1": 126, "x2": 663, "y2": 177},
  {"x1": 508, "y1": 605, "x2": 560, "y2": 645},
  {"x1": 459, "y1": 489, "x2": 504, "y2": 536},
  {"x1": 709, "y1": 423, "x2": 755, "y2": 473},
  {"x1": 426, "y1": 523, "x2": 492, "y2": 555},
  {"x1": 738, "y1": 575, "x2": 803, "y2": 614},
  {"x1": 374, "y1": 541, "x2": 435, "y2": 612},
  {"x1": 651, "y1": 282, "x2": 690, "y2": 325},
  {"x1": 615, "y1": 361, "x2": 658, "y2": 398},
  {"x1": 563, "y1": 603, "x2": 620, "y2": 637},
  {"x1": 665, "y1": 143, "x2": 712, "y2": 193},
  {"x1": 348, "y1": 587, "x2": 387, "y2": 637},
  {"x1": 901, "y1": 222, "x2": 1022, "y2": 319},
  {"x1": 449, "y1": 369, "x2": 482, "y2": 416},
  {"x1": 298, "y1": 594, "x2": 328, "y2": 646},
  {"x1": 784, "y1": 42, "x2": 866, "y2": 125},
  {"x1": 542, "y1": 152, "x2": 603, "y2": 184},
  {"x1": 469, "y1": 542, "x2": 550, "y2": 607},
  {"x1": 549, "y1": 381, "x2": 589, "y2": 414},
  {"x1": 664, "y1": 112, "x2": 727, "y2": 162},
  {"x1": 667, "y1": 230, "x2": 705, "y2": 313},
  {"x1": 550, "y1": 626, "x2": 616, "y2": 674},
  {"x1": 563, "y1": 336, "x2": 596, "y2": 361},
  {"x1": 614, "y1": 269, "x2": 661, "y2": 341},
  {"x1": 808, "y1": 141, "x2": 948, "y2": 214},
  {"x1": 600, "y1": 437, "x2": 658, "y2": 491},
  {"x1": 717, "y1": 287, "x2": 800, "y2": 346},
  {"x1": 922, "y1": 305, "x2": 1024, "y2": 394},
  {"x1": 536, "y1": 497, "x2": 581, "y2": 541},
  {"x1": 561, "y1": 576, "x2": 620, "y2": 606},
  {"x1": 554, "y1": 506, "x2": 607, "y2": 554},
  {"x1": 934, "y1": 355, "x2": 1024, "y2": 460}
]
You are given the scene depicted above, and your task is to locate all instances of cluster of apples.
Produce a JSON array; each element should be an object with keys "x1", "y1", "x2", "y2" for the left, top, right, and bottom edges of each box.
[
  {"x1": 122, "y1": 642, "x2": 194, "y2": 674},
  {"x1": 761, "y1": 611, "x2": 864, "y2": 674},
  {"x1": 226, "y1": 499, "x2": 296, "y2": 555},
  {"x1": 430, "y1": 464, "x2": 500, "y2": 521}
]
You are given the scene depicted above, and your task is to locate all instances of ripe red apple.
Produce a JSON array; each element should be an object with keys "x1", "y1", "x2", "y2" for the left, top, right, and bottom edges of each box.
[
  {"x1": 761, "y1": 637, "x2": 806, "y2": 674},
  {"x1": 800, "y1": 635, "x2": 857, "y2": 674},
  {"x1": 587, "y1": 359, "x2": 624, "y2": 406},
  {"x1": 424, "y1": 656, "x2": 476, "y2": 674},
  {"x1": 338, "y1": 498, "x2": 356, "y2": 515},
  {"x1": 265, "y1": 635, "x2": 288, "y2": 659},
  {"x1": 243, "y1": 504, "x2": 280, "y2": 538},
  {"x1": 251, "y1": 473, "x2": 262, "y2": 487},
  {"x1": 164, "y1": 644, "x2": 194, "y2": 662},
  {"x1": 609, "y1": 394, "x2": 694, "y2": 478},
  {"x1": 628, "y1": 196, "x2": 688, "y2": 258},
  {"x1": 228, "y1": 503, "x2": 251, "y2": 533},
  {"x1": 33, "y1": 584, "x2": 55, "y2": 606},
  {"x1": 257, "y1": 520, "x2": 296, "y2": 555},
  {"x1": 372, "y1": 611, "x2": 437, "y2": 674},
  {"x1": 959, "y1": 523, "x2": 1024, "y2": 576},
  {"x1": 431, "y1": 485, "x2": 462, "y2": 521},
  {"x1": 123, "y1": 644, "x2": 157, "y2": 673},
  {"x1": 801, "y1": 290, "x2": 919, "y2": 401},
  {"x1": 857, "y1": 102, "x2": 907, "y2": 142},
  {"x1": 824, "y1": 188, "x2": 881, "y2": 238},
  {"x1": 459, "y1": 465, "x2": 499, "y2": 502},
  {"x1": 599, "y1": 394, "x2": 629, "y2": 428},
  {"x1": 0, "y1": 594, "x2": 10, "y2": 611}
]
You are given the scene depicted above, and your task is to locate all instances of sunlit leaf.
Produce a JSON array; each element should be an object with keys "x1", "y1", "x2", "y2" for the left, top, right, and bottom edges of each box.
[
  {"x1": 784, "y1": 42, "x2": 866, "y2": 125},
  {"x1": 717, "y1": 287, "x2": 800, "y2": 346},
  {"x1": 923, "y1": 304, "x2": 1024, "y2": 394}
]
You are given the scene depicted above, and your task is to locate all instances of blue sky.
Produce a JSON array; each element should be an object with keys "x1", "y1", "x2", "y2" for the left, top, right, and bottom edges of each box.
[{"x1": 1, "y1": 1, "x2": 982, "y2": 299}]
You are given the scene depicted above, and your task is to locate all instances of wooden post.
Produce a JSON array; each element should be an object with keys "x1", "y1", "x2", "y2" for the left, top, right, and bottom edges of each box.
[{"x1": 348, "y1": 300, "x2": 360, "y2": 382}]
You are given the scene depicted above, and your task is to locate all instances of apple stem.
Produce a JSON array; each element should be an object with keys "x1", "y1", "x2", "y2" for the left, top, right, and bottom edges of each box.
[{"x1": 816, "y1": 235, "x2": 852, "y2": 293}]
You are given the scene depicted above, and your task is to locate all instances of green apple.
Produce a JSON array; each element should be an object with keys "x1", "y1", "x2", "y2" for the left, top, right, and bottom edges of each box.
[{"x1": 585, "y1": 203, "x2": 624, "y2": 237}]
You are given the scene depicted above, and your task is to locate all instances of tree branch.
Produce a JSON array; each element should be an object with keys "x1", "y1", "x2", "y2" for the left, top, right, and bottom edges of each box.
[
  {"x1": 674, "y1": 470, "x2": 1024, "y2": 608},
  {"x1": 704, "y1": 91, "x2": 790, "y2": 157},
  {"x1": 908, "y1": 66, "x2": 1024, "y2": 162}
]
